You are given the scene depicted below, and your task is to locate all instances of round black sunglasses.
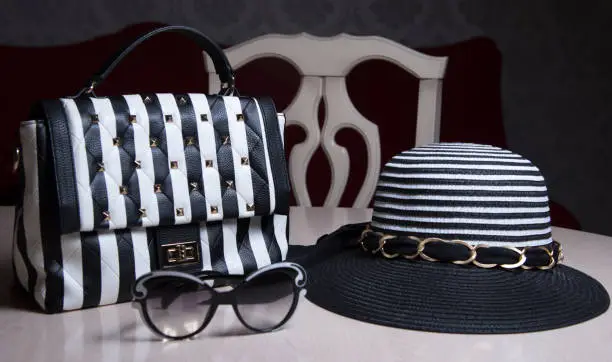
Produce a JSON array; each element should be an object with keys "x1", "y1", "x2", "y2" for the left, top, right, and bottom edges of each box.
[{"x1": 131, "y1": 262, "x2": 307, "y2": 340}]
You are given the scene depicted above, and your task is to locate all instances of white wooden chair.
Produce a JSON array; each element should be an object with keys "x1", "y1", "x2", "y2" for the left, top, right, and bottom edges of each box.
[{"x1": 205, "y1": 33, "x2": 447, "y2": 208}]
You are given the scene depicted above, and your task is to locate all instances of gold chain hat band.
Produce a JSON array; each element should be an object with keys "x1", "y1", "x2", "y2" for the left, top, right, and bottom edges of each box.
[{"x1": 358, "y1": 224, "x2": 564, "y2": 270}]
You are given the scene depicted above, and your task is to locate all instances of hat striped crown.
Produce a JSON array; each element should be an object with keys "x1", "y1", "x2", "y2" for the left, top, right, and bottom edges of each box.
[{"x1": 371, "y1": 143, "x2": 552, "y2": 247}]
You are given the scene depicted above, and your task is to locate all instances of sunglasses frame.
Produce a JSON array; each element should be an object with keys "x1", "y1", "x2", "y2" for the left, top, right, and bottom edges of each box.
[{"x1": 131, "y1": 262, "x2": 307, "y2": 340}]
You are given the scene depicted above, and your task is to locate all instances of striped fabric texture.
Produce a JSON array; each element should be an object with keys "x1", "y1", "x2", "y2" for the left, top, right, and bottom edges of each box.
[
  {"x1": 62, "y1": 93, "x2": 282, "y2": 232},
  {"x1": 371, "y1": 143, "x2": 553, "y2": 247},
  {"x1": 13, "y1": 93, "x2": 290, "y2": 313}
]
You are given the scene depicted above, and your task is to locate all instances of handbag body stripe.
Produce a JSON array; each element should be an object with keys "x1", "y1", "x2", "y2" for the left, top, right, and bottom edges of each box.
[{"x1": 13, "y1": 93, "x2": 290, "y2": 313}]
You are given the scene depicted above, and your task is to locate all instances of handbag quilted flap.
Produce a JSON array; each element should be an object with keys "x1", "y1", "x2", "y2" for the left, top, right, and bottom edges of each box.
[{"x1": 44, "y1": 93, "x2": 290, "y2": 234}]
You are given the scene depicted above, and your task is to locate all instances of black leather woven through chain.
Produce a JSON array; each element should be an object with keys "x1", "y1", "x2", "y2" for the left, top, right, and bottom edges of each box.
[{"x1": 359, "y1": 229, "x2": 563, "y2": 270}]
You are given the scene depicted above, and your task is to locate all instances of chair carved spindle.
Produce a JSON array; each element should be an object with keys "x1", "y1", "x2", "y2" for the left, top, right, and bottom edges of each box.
[{"x1": 206, "y1": 33, "x2": 447, "y2": 207}]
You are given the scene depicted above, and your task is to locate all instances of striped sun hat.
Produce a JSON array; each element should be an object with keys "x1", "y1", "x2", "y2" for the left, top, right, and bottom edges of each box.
[
  {"x1": 289, "y1": 142, "x2": 609, "y2": 334},
  {"x1": 370, "y1": 142, "x2": 552, "y2": 247}
]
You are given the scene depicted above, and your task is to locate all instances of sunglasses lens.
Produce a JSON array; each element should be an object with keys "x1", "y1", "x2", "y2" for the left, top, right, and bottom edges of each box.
[
  {"x1": 144, "y1": 277, "x2": 213, "y2": 338},
  {"x1": 234, "y1": 270, "x2": 296, "y2": 331}
]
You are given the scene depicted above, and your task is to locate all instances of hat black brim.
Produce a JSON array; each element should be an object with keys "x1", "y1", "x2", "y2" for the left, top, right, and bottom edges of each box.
[{"x1": 288, "y1": 244, "x2": 610, "y2": 334}]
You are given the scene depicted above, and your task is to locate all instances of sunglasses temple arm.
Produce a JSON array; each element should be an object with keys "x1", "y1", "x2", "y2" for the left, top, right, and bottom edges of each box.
[
  {"x1": 196, "y1": 298, "x2": 216, "y2": 306},
  {"x1": 159, "y1": 283, "x2": 197, "y2": 309},
  {"x1": 160, "y1": 293, "x2": 182, "y2": 309}
]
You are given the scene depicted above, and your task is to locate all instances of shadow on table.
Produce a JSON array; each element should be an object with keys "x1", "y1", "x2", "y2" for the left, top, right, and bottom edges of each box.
[
  {"x1": 92, "y1": 321, "x2": 160, "y2": 343},
  {"x1": 93, "y1": 322, "x2": 273, "y2": 343},
  {"x1": 0, "y1": 270, "x2": 43, "y2": 313},
  {"x1": 207, "y1": 326, "x2": 282, "y2": 338}
]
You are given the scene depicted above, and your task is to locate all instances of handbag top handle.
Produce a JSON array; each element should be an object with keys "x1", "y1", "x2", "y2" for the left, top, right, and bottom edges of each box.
[{"x1": 74, "y1": 25, "x2": 236, "y2": 98}]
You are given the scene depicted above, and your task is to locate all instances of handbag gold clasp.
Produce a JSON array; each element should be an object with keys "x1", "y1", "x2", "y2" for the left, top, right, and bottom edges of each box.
[{"x1": 161, "y1": 241, "x2": 200, "y2": 268}]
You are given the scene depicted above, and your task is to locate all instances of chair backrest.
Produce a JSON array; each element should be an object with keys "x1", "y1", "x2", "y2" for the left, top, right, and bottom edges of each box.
[{"x1": 205, "y1": 33, "x2": 447, "y2": 207}]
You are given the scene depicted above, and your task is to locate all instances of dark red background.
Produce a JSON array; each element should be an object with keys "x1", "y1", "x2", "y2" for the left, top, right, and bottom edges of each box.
[{"x1": 0, "y1": 22, "x2": 580, "y2": 229}]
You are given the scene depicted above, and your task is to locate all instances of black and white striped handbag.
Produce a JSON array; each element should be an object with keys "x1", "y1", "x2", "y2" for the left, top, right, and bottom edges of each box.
[{"x1": 11, "y1": 25, "x2": 291, "y2": 313}]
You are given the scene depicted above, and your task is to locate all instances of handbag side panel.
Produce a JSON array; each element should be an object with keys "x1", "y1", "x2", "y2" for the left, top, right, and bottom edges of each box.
[{"x1": 13, "y1": 118, "x2": 66, "y2": 312}]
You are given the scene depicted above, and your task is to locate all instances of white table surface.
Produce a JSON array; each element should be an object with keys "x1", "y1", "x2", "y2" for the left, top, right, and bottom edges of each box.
[{"x1": 0, "y1": 206, "x2": 611, "y2": 362}]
